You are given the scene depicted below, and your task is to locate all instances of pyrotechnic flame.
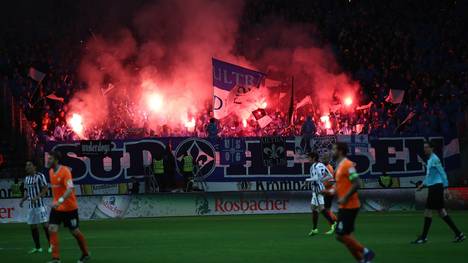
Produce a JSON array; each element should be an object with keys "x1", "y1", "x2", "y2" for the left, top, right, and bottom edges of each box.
[
  {"x1": 242, "y1": 119, "x2": 247, "y2": 128},
  {"x1": 184, "y1": 117, "x2": 196, "y2": 132},
  {"x1": 320, "y1": 115, "x2": 330, "y2": 122},
  {"x1": 147, "y1": 92, "x2": 164, "y2": 112},
  {"x1": 344, "y1": 96, "x2": 353, "y2": 107},
  {"x1": 68, "y1": 113, "x2": 84, "y2": 138},
  {"x1": 320, "y1": 115, "x2": 331, "y2": 129}
]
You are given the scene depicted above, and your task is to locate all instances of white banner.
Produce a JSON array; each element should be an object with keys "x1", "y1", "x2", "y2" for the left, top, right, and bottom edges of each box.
[{"x1": 0, "y1": 189, "x2": 422, "y2": 223}]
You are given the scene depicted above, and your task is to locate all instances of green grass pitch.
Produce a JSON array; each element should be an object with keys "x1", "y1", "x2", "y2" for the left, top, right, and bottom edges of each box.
[{"x1": 1, "y1": 211, "x2": 467, "y2": 263}]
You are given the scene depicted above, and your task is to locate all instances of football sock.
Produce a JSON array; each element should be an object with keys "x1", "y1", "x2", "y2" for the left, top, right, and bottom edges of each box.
[
  {"x1": 442, "y1": 215, "x2": 461, "y2": 236},
  {"x1": 312, "y1": 210, "x2": 319, "y2": 229},
  {"x1": 31, "y1": 227, "x2": 41, "y2": 249},
  {"x1": 321, "y1": 210, "x2": 335, "y2": 225},
  {"x1": 43, "y1": 225, "x2": 50, "y2": 243},
  {"x1": 328, "y1": 210, "x2": 337, "y2": 222},
  {"x1": 341, "y1": 235, "x2": 364, "y2": 260},
  {"x1": 421, "y1": 217, "x2": 432, "y2": 239},
  {"x1": 50, "y1": 231, "x2": 60, "y2": 259},
  {"x1": 74, "y1": 232, "x2": 89, "y2": 256}
]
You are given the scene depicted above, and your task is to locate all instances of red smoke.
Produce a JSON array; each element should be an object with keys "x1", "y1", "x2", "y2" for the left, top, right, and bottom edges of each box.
[{"x1": 66, "y1": 0, "x2": 360, "y2": 136}]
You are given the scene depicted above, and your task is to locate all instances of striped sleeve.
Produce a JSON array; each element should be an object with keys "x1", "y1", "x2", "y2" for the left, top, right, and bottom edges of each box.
[{"x1": 38, "y1": 173, "x2": 48, "y2": 188}]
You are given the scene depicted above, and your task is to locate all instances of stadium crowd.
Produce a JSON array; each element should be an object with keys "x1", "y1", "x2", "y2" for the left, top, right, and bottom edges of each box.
[{"x1": 1, "y1": 1, "x2": 467, "y2": 144}]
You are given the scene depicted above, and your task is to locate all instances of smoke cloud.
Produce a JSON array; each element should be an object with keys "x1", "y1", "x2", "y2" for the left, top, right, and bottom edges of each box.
[
  {"x1": 241, "y1": 21, "x2": 360, "y2": 113},
  {"x1": 68, "y1": 0, "x2": 359, "y2": 136}
]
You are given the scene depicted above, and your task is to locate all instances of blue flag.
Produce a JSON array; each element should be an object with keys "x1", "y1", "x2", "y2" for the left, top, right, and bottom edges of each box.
[{"x1": 212, "y1": 58, "x2": 265, "y2": 119}]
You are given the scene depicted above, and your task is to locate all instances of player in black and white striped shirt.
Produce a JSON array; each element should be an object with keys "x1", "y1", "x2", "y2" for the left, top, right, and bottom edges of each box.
[
  {"x1": 19, "y1": 160, "x2": 51, "y2": 254},
  {"x1": 306, "y1": 152, "x2": 337, "y2": 236}
]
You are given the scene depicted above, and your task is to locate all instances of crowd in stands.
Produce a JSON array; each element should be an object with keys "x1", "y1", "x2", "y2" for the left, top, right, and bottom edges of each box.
[{"x1": 1, "y1": 1, "x2": 467, "y2": 144}]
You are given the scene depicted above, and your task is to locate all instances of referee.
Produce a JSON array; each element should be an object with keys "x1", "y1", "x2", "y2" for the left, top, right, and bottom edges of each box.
[
  {"x1": 412, "y1": 142, "x2": 465, "y2": 244},
  {"x1": 19, "y1": 160, "x2": 51, "y2": 253}
]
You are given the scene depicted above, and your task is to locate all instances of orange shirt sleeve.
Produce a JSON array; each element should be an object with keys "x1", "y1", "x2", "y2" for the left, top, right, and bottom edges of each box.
[{"x1": 62, "y1": 167, "x2": 74, "y2": 189}]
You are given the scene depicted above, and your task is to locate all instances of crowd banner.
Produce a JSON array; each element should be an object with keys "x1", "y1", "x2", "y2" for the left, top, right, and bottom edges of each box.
[
  {"x1": 219, "y1": 138, "x2": 246, "y2": 165},
  {"x1": 212, "y1": 58, "x2": 266, "y2": 119},
  {"x1": 0, "y1": 188, "x2": 428, "y2": 223},
  {"x1": 40, "y1": 136, "x2": 461, "y2": 192},
  {"x1": 261, "y1": 137, "x2": 287, "y2": 166}
]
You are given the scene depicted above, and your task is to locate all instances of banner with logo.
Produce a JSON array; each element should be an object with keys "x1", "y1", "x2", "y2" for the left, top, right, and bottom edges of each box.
[
  {"x1": 41, "y1": 136, "x2": 461, "y2": 192},
  {"x1": 212, "y1": 58, "x2": 266, "y2": 119},
  {"x1": 219, "y1": 138, "x2": 246, "y2": 165},
  {"x1": 261, "y1": 137, "x2": 287, "y2": 166},
  {"x1": 7, "y1": 188, "x2": 468, "y2": 223},
  {"x1": 294, "y1": 135, "x2": 336, "y2": 163},
  {"x1": 79, "y1": 140, "x2": 114, "y2": 156}
]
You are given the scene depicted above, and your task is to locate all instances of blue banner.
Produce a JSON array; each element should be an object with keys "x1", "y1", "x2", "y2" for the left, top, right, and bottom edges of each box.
[
  {"x1": 44, "y1": 136, "x2": 460, "y2": 185},
  {"x1": 212, "y1": 58, "x2": 265, "y2": 119},
  {"x1": 212, "y1": 58, "x2": 265, "y2": 91}
]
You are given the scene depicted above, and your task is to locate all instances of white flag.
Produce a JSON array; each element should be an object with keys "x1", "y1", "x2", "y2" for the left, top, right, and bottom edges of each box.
[
  {"x1": 213, "y1": 58, "x2": 265, "y2": 119},
  {"x1": 257, "y1": 115, "x2": 273, "y2": 128},
  {"x1": 444, "y1": 138, "x2": 460, "y2": 158},
  {"x1": 101, "y1": 83, "x2": 115, "y2": 95},
  {"x1": 28, "y1": 67, "x2": 46, "y2": 82},
  {"x1": 397, "y1": 111, "x2": 416, "y2": 129},
  {"x1": 46, "y1": 93, "x2": 64, "y2": 102},
  {"x1": 356, "y1": 101, "x2": 373, "y2": 110},
  {"x1": 385, "y1": 89, "x2": 405, "y2": 104},
  {"x1": 295, "y1": 95, "x2": 312, "y2": 109}
]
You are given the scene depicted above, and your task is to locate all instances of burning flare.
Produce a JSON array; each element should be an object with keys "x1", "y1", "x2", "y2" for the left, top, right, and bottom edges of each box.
[
  {"x1": 344, "y1": 96, "x2": 353, "y2": 107},
  {"x1": 147, "y1": 92, "x2": 164, "y2": 113},
  {"x1": 68, "y1": 113, "x2": 84, "y2": 138}
]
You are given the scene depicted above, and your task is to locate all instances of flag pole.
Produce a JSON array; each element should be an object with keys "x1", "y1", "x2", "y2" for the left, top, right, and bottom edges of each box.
[{"x1": 288, "y1": 76, "x2": 295, "y2": 126}]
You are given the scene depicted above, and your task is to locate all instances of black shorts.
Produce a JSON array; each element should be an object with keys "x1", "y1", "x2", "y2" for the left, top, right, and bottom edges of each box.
[
  {"x1": 336, "y1": 208, "x2": 359, "y2": 236},
  {"x1": 324, "y1": 195, "x2": 334, "y2": 209},
  {"x1": 49, "y1": 209, "x2": 80, "y2": 230},
  {"x1": 426, "y1": 183, "x2": 445, "y2": 210}
]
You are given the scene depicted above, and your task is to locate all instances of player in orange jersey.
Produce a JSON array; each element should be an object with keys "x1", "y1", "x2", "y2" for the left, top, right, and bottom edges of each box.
[
  {"x1": 321, "y1": 154, "x2": 337, "y2": 229},
  {"x1": 332, "y1": 142, "x2": 374, "y2": 263},
  {"x1": 47, "y1": 151, "x2": 90, "y2": 263}
]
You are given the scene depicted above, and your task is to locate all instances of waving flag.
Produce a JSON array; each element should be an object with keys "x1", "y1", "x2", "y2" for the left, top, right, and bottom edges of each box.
[
  {"x1": 28, "y1": 67, "x2": 46, "y2": 82},
  {"x1": 212, "y1": 58, "x2": 265, "y2": 119},
  {"x1": 101, "y1": 83, "x2": 115, "y2": 96},
  {"x1": 356, "y1": 101, "x2": 373, "y2": 110},
  {"x1": 252, "y1": 108, "x2": 272, "y2": 128},
  {"x1": 385, "y1": 89, "x2": 405, "y2": 104},
  {"x1": 46, "y1": 93, "x2": 64, "y2": 102},
  {"x1": 295, "y1": 95, "x2": 312, "y2": 110}
]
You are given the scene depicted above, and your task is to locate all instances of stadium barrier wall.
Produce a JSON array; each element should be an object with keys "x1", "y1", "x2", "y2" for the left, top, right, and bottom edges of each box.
[
  {"x1": 6, "y1": 188, "x2": 468, "y2": 223},
  {"x1": 3, "y1": 188, "x2": 467, "y2": 223}
]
